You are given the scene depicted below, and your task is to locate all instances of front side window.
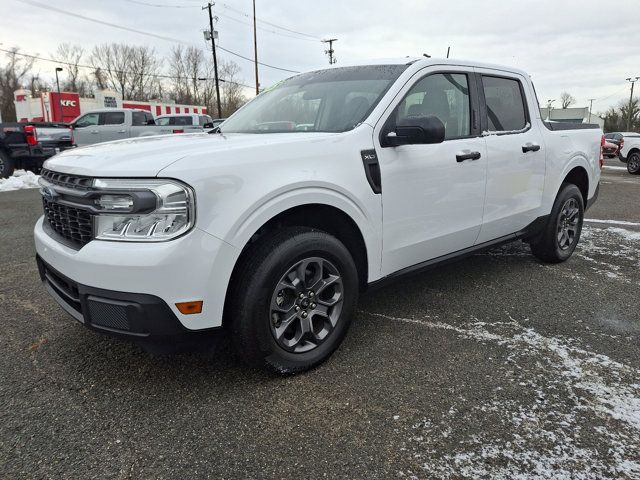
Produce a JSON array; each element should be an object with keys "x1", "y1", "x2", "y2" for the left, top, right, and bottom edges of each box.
[
  {"x1": 155, "y1": 117, "x2": 170, "y2": 126},
  {"x1": 75, "y1": 113, "x2": 99, "y2": 128},
  {"x1": 395, "y1": 73, "x2": 471, "y2": 139},
  {"x1": 482, "y1": 76, "x2": 528, "y2": 132},
  {"x1": 220, "y1": 65, "x2": 409, "y2": 133},
  {"x1": 102, "y1": 112, "x2": 125, "y2": 125}
]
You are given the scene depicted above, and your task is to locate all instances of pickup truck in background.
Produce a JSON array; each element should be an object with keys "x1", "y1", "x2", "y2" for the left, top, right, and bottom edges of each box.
[
  {"x1": 617, "y1": 132, "x2": 640, "y2": 174},
  {"x1": 35, "y1": 58, "x2": 603, "y2": 373},
  {"x1": 154, "y1": 113, "x2": 216, "y2": 133},
  {"x1": 71, "y1": 108, "x2": 173, "y2": 146},
  {"x1": 0, "y1": 122, "x2": 74, "y2": 178}
]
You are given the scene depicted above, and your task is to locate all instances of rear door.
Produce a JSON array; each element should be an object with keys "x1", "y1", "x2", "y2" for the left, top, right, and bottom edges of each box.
[
  {"x1": 99, "y1": 111, "x2": 128, "y2": 143},
  {"x1": 374, "y1": 67, "x2": 488, "y2": 275},
  {"x1": 473, "y1": 70, "x2": 546, "y2": 243}
]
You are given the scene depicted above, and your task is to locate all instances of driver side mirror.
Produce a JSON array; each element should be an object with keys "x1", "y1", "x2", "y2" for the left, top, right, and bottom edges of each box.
[{"x1": 381, "y1": 114, "x2": 445, "y2": 147}]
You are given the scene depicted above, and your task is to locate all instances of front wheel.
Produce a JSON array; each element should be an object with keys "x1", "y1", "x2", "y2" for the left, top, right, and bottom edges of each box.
[
  {"x1": 229, "y1": 227, "x2": 359, "y2": 374},
  {"x1": 530, "y1": 183, "x2": 584, "y2": 263},
  {"x1": 627, "y1": 152, "x2": 640, "y2": 174}
]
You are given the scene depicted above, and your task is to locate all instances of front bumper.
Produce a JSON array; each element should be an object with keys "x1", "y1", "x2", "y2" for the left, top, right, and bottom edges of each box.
[
  {"x1": 37, "y1": 256, "x2": 189, "y2": 338},
  {"x1": 34, "y1": 217, "x2": 239, "y2": 333}
]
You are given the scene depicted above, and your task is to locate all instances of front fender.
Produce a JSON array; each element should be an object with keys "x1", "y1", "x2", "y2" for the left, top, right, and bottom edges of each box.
[{"x1": 225, "y1": 183, "x2": 381, "y2": 283}]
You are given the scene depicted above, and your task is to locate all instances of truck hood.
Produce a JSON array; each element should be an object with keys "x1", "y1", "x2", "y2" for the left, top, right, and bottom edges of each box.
[{"x1": 44, "y1": 132, "x2": 340, "y2": 177}]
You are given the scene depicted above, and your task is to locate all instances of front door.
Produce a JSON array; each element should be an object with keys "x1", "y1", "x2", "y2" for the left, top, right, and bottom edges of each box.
[
  {"x1": 374, "y1": 68, "x2": 488, "y2": 275},
  {"x1": 72, "y1": 112, "x2": 100, "y2": 146},
  {"x1": 474, "y1": 70, "x2": 546, "y2": 243}
]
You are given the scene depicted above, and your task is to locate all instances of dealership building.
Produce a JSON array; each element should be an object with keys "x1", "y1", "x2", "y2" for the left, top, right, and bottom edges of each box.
[{"x1": 13, "y1": 89, "x2": 208, "y2": 123}]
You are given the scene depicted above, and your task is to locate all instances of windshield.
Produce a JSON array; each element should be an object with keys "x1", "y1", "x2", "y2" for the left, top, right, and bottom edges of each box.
[{"x1": 220, "y1": 65, "x2": 408, "y2": 134}]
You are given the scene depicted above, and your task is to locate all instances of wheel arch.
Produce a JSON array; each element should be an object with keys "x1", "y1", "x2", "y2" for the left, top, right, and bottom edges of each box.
[
  {"x1": 561, "y1": 165, "x2": 589, "y2": 205},
  {"x1": 221, "y1": 202, "x2": 373, "y2": 327}
]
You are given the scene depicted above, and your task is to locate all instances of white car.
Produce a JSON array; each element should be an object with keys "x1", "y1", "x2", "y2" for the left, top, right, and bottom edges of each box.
[
  {"x1": 617, "y1": 132, "x2": 640, "y2": 174},
  {"x1": 35, "y1": 58, "x2": 603, "y2": 373},
  {"x1": 154, "y1": 113, "x2": 216, "y2": 133}
]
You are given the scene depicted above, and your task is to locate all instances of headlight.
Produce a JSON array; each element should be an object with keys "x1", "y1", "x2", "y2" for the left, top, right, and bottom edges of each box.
[{"x1": 92, "y1": 178, "x2": 195, "y2": 242}]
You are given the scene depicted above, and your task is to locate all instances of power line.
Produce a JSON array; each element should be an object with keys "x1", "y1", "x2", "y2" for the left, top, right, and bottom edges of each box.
[
  {"x1": 0, "y1": 46, "x2": 254, "y2": 88},
  {"x1": 118, "y1": 0, "x2": 320, "y2": 43},
  {"x1": 15, "y1": 0, "x2": 300, "y2": 74}
]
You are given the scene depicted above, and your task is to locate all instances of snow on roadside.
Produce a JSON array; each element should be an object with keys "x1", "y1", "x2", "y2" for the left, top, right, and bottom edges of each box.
[
  {"x1": 366, "y1": 312, "x2": 640, "y2": 479},
  {"x1": 0, "y1": 170, "x2": 40, "y2": 193},
  {"x1": 585, "y1": 219, "x2": 640, "y2": 227}
]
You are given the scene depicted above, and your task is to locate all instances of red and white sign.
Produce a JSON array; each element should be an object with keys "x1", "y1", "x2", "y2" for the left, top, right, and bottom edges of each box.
[{"x1": 49, "y1": 92, "x2": 82, "y2": 123}]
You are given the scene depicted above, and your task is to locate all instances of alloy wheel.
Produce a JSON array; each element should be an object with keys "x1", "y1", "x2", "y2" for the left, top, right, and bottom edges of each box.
[
  {"x1": 269, "y1": 257, "x2": 344, "y2": 353},
  {"x1": 628, "y1": 154, "x2": 640, "y2": 174},
  {"x1": 556, "y1": 198, "x2": 581, "y2": 250}
]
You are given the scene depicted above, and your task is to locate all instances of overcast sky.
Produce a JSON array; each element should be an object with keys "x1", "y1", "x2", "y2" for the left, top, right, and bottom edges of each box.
[{"x1": 2, "y1": 0, "x2": 639, "y2": 114}]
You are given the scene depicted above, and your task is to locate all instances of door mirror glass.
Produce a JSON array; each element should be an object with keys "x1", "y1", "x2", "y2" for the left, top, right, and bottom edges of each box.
[{"x1": 383, "y1": 115, "x2": 445, "y2": 147}]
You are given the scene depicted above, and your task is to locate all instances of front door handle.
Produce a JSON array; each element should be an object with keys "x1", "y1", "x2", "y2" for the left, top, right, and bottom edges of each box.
[
  {"x1": 117, "y1": 130, "x2": 126, "y2": 133},
  {"x1": 90, "y1": 130, "x2": 99, "y2": 134},
  {"x1": 522, "y1": 142, "x2": 541, "y2": 153},
  {"x1": 456, "y1": 151, "x2": 481, "y2": 162}
]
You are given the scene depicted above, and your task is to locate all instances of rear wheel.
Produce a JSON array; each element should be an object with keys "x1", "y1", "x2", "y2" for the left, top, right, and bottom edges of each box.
[
  {"x1": 0, "y1": 151, "x2": 15, "y2": 179},
  {"x1": 229, "y1": 227, "x2": 359, "y2": 374},
  {"x1": 530, "y1": 183, "x2": 584, "y2": 263},
  {"x1": 627, "y1": 152, "x2": 640, "y2": 174}
]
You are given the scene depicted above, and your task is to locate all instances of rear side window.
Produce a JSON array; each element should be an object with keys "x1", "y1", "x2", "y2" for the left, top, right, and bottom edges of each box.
[
  {"x1": 482, "y1": 76, "x2": 528, "y2": 132},
  {"x1": 132, "y1": 112, "x2": 146, "y2": 126},
  {"x1": 173, "y1": 116, "x2": 193, "y2": 126},
  {"x1": 102, "y1": 112, "x2": 125, "y2": 125}
]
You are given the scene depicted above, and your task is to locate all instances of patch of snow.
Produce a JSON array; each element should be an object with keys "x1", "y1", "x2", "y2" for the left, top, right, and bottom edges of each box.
[
  {"x1": 585, "y1": 219, "x2": 640, "y2": 227},
  {"x1": 606, "y1": 227, "x2": 640, "y2": 241},
  {"x1": 0, "y1": 170, "x2": 40, "y2": 192},
  {"x1": 365, "y1": 311, "x2": 640, "y2": 479},
  {"x1": 603, "y1": 166, "x2": 629, "y2": 172}
]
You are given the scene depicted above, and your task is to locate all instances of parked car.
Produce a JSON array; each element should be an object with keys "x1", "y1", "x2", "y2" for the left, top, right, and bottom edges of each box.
[
  {"x1": 34, "y1": 58, "x2": 602, "y2": 373},
  {"x1": 71, "y1": 108, "x2": 174, "y2": 146},
  {"x1": 0, "y1": 122, "x2": 74, "y2": 178},
  {"x1": 603, "y1": 132, "x2": 625, "y2": 157},
  {"x1": 618, "y1": 132, "x2": 640, "y2": 174},
  {"x1": 602, "y1": 140, "x2": 618, "y2": 158},
  {"x1": 155, "y1": 113, "x2": 216, "y2": 133}
]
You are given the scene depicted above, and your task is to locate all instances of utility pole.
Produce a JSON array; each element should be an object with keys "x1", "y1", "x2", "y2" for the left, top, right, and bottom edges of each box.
[
  {"x1": 322, "y1": 39, "x2": 337, "y2": 65},
  {"x1": 626, "y1": 76, "x2": 639, "y2": 131},
  {"x1": 203, "y1": 2, "x2": 222, "y2": 118},
  {"x1": 55, "y1": 67, "x2": 63, "y2": 122},
  {"x1": 588, "y1": 98, "x2": 595, "y2": 123},
  {"x1": 252, "y1": 0, "x2": 259, "y2": 95}
]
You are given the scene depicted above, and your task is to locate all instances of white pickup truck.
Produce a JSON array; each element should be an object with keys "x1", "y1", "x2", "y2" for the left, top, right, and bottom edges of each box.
[
  {"x1": 618, "y1": 132, "x2": 640, "y2": 174},
  {"x1": 34, "y1": 58, "x2": 603, "y2": 373},
  {"x1": 71, "y1": 108, "x2": 171, "y2": 146}
]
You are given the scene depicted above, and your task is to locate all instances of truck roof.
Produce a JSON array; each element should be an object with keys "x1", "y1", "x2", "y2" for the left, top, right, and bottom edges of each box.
[{"x1": 318, "y1": 57, "x2": 530, "y2": 78}]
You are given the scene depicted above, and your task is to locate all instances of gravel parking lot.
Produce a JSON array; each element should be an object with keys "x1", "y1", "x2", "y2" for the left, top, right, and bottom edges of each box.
[{"x1": 1, "y1": 158, "x2": 638, "y2": 479}]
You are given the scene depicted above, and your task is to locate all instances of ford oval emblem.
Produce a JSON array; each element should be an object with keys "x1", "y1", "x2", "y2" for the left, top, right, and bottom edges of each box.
[{"x1": 41, "y1": 186, "x2": 58, "y2": 202}]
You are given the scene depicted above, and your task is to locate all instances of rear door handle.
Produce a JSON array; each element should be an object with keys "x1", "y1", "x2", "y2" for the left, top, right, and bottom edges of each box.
[
  {"x1": 90, "y1": 130, "x2": 99, "y2": 134},
  {"x1": 522, "y1": 142, "x2": 541, "y2": 153},
  {"x1": 456, "y1": 151, "x2": 481, "y2": 162}
]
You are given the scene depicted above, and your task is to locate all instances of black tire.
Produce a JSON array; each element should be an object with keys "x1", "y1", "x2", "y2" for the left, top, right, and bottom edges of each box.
[
  {"x1": 530, "y1": 183, "x2": 584, "y2": 263},
  {"x1": 0, "y1": 150, "x2": 15, "y2": 179},
  {"x1": 627, "y1": 152, "x2": 640, "y2": 175},
  {"x1": 228, "y1": 227, "x2": 359, "y2": 374}
]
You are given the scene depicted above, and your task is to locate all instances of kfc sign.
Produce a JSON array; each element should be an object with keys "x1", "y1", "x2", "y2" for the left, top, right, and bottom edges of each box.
[{"x1": 49, "y1": 92, "x2": 81, "y2": 122}]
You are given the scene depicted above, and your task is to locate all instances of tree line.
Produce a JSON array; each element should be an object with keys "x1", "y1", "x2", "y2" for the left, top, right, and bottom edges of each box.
[{"x1": 0, "y1": 42, "x2": 248, "y2": 122}]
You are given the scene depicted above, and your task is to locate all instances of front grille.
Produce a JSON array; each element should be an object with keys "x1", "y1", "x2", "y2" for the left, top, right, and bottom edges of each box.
[
  {"x1": 41, "y1": 169, "x2": 93, "y2": 191},
  {"x1": 42, "y1": 197, "x2": 93, "y2": 247}
]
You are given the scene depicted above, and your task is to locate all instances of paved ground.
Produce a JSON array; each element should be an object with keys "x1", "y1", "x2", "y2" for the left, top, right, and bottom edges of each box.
[{"x1": 1, "y1": 158, "x2": 639, "y2": 479}]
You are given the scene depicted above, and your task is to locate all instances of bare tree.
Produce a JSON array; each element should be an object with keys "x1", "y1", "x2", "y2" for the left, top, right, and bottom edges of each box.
[
  {"x1": 560, "y1": 92, "x2": 576, "y2": 109},
  {"x1": 53, "y1": 43, "x2": 91, "y2": 96},
  {"x1": 168, "y1": 45, "x2": 206, "y2": 105},
  {"x1": 129, "y1": 46, "x2": 161, "y2": 101},
  {"x1": 219, "y1": 59, "x2": 246, "y2": 117},
  {"x1": 0, "y1": 48, "x2": 35, "y2": 122}
]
